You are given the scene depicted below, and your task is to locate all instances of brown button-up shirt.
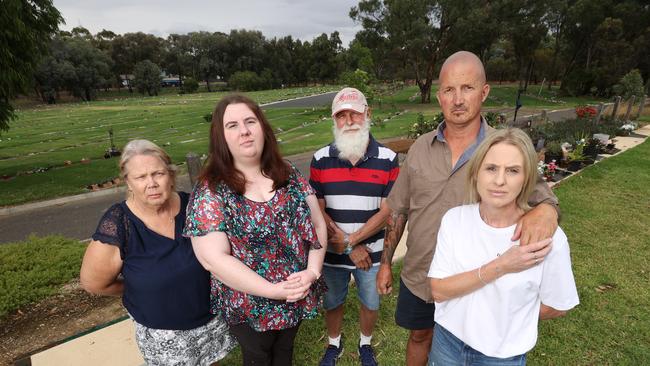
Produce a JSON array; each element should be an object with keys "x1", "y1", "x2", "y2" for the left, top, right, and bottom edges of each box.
[{"x1": 387, "y1": 121, "x2": 559, "y2": 302}]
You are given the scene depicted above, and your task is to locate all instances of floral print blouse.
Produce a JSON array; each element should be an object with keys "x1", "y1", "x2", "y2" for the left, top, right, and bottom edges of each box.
[{"x1": 183, "y1": 166, "x2": 326, "y2": 332}]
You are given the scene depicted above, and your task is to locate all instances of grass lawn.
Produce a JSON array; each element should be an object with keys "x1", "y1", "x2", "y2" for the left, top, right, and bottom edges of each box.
[
  {"x1": 0, "y1": 235, "x2": 86, "y2": 318},
  {"x1": 1, "y1": 139, "x2": 648, "y2": 364},
  {"x1": 0, "y1": 84, "x2": 609, "y2": 207},
  {"x1": 226, "y1": 139, "x2": 650, "y2": 365}
]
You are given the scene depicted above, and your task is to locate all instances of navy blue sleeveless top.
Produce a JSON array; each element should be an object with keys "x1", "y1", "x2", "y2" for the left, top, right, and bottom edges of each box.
[{"x1": 92, "y1": 192, "x2": 213, "y2": 330}]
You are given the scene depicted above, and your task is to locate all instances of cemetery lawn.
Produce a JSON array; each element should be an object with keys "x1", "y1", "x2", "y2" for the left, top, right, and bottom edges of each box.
[
  {"x1": 223, "y1": 139, "x2": 650, "y2": 365},
  {"x1": 1, "y1": 85, "x2": 605, "y2": 207},
  {"x1": 4, "y1": 138, "x2": 646, "y2": 365}
]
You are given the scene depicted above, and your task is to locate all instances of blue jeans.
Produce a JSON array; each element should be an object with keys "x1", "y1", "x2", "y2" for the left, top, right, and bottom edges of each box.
[
  {"x1": 322, "y1": 264, "x2": 380, "y2": 311},
  {"x1": 429, "y1": 323, "x2": 526, "y2": 366}
]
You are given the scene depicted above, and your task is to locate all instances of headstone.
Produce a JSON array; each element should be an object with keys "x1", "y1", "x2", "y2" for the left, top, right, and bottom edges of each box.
[
  {"x1": 186, "y1": 152, "x2": 202, "y2": 187},
  {"x1": 637, "y1": 95, "x2": 647, "y2": 119},
  {"x1": 611, "y1": 96, "x2": 622, "y2": 120},
  {"x1": 624, "y1": 95, "x2": 636, "y2": 121},
  {"x1": 594, "y1": 103, "x2": 605, "y2": 124}
]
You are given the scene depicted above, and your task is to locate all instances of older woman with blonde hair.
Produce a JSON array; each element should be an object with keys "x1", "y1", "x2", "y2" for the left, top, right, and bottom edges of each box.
[
  {"x1": 80, "y1": 139, "x2": 235, "y2": 365},
  {"x1": 427, "y1": 128, "x2": 579, "y2": 365}
]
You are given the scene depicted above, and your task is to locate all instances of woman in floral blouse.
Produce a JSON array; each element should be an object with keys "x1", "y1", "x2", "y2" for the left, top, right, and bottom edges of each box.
[{"x1": 184, "y1": 94, "x2": 327, "y2": 366}]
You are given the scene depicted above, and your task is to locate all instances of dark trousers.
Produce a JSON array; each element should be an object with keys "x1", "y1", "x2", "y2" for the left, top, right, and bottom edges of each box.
[{"x1": 229, "y1": 323, "x2": 301, "y2": 366}]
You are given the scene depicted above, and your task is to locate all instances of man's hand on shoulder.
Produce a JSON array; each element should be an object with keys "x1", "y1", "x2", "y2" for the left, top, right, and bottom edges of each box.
[{"x1": 512, "y1": 203, "x2": 558, "y2": 246}]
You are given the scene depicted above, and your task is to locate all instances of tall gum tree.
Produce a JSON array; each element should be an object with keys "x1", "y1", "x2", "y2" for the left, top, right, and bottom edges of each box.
[
  {"x1": 350, "y1": 0, "x2": 473, "y2": 103},
  {"x1": 0, "y1": 0, "x2": 61, "y2": 135}
]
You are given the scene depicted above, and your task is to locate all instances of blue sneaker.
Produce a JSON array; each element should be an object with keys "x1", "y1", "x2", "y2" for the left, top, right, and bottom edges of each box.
[
  {"x1": 319, "y1": 339, "x2": 344, "y2": 366},
  {"x1": 358, "y1": 344, "x2": 378, "y2": 366}
]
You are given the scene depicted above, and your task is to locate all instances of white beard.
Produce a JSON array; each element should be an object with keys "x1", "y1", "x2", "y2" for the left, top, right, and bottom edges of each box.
[{"x1": 333, "y1": 118, "x2": 370, "y2": 163}]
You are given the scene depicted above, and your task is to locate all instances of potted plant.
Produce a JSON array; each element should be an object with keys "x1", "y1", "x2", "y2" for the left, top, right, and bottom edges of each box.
[
  {"x1": 583, "y1": 138, "x2": 605, "y2": 161},
  {"x1": 566, "y1": 144, "x2": 586, "y2": 172},
  {"x1": 544, "y1": 141, "x2": 563, "y2": 164}
]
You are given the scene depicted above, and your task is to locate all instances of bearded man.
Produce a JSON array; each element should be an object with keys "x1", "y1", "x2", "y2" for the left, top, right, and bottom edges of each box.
[{"x1": 309, "y1": 87, "x2": 399, "y2": 366}]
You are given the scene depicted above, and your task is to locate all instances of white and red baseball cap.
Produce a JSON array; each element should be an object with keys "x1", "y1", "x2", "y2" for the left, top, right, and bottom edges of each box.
[{"x1": 331, "y1": 87, "x2": 368, "y2": 117}]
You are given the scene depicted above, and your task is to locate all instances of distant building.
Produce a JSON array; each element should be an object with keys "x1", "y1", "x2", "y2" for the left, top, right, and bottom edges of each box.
[{"x1": 119, "y1": 74, "x2": 134, "y2": 87}]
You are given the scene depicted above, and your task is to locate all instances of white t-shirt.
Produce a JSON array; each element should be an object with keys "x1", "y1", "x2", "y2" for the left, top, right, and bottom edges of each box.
[{"x1": 428, "y1": 204, "x2": 579, "y2": 358}]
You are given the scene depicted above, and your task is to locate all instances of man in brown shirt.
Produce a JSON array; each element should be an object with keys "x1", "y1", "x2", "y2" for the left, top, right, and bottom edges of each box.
[{"x1": 376, "y1": 51, "x2": 560, "y2": 365}]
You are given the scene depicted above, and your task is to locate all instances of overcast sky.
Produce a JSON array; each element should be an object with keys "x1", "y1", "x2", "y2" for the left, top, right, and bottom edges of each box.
[{"x1": 53, "y1": 0, "x2": 363, "y2": 46}]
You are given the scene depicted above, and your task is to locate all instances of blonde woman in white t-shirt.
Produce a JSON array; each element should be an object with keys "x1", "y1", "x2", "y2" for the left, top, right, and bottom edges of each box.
[{"x1": 427, "y1": 128, "x2": 579, "y2": 365}]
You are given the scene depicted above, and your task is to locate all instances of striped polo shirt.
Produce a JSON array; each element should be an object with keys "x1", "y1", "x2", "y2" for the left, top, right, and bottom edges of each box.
[{"x1": 309, "y1": 135, "x2": 399, "y2": 269}]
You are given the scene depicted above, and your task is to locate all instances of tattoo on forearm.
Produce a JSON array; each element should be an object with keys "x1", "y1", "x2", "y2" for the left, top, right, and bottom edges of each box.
[{"x1": 381, "y1": 212, "x2": 407, "y2": 264}]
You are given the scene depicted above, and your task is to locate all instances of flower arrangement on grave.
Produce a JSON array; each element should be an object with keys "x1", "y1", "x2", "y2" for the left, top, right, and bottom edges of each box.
[
  {"x1": 537, "y1": 160, "x2": 558, "y2": 182},
  {"x1": 619, "y1": 122, "x2": 637, "y2": 136},
  {"x1": 575, "y1": 105, "x2": 598, "y2": 119}
]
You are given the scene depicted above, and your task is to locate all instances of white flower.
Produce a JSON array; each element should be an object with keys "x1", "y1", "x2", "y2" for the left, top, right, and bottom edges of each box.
[{"x1": 620, "y1": 123, "x2": 636, "y2": 131}]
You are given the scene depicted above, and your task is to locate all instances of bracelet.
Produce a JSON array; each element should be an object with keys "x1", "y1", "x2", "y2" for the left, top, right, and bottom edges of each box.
[
  {"x1": 478, "y1": 265, "x2": 489, "y2": 286},
  {"x1": 307, "y1": 268, "x2": 321, "y2": 280}
]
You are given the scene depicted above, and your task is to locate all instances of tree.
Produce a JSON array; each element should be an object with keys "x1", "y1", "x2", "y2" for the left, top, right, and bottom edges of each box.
[
  {"x1": 133, "y1": 60, "x2": 162, "y2": 96},
  {"x1": 263, "y1": 36, "x2": 295, "y2": 87},
  {"x1": 343, "y1": 40, "x2": 375, "y2": 76},
  {"x1": 162, "y1": 34, "x2": 192, "y2": 87},
  {"x1": 227, "y1": 30, "x2": 266, "y2": 78},
  {"x1": 307, "y1": 32, "x2": 344, "y2": 82},
  {"x1": 188, "y1": 31, "x2": 229, "y2": 92},
  {"x1": 351, "y1": 0, "x2": 478, "y2": 103},
  {"x1": 111, "y1": 32, "x2": 164, "y2": 91},
  {"x1": 0, "y1": 0, "x2": 62, "y2": 134},
  {"x1": 501, "y1": 0, "x2": 548, "y2": 91},
  {"x1": 35, "y1": 34, "x2": 112, "y2": 103}
]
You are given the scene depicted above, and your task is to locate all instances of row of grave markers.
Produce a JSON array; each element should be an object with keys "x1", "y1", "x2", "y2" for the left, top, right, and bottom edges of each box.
[{"x1": 595, "y1": 94, "x2": 647, "y2": 124}]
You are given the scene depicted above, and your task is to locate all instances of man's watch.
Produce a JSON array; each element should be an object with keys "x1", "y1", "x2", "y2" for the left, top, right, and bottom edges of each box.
[{"x1": 343, "y1": 233, "x2": 353, "y2": 255}]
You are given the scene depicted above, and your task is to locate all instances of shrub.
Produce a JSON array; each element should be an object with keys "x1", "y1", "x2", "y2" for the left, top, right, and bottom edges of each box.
[
  {"x1": 484, "y1": 111, "x2": 504, "y2": 128},
  {"x1": 408, "y1": 112, "x2": 443, "y2": 139},
  {"x1": 528, "y1": 116, "x2": 620, "y2": 146},
  {"x1": 545, "y1": 141, "x2": 563, "y2": 157},
  {"x1": 339, "y1": 69, "x2": 374, "y2": 101},
  {"x1": 613, "y1": 69, "x2": 644, "y2": 100},
  {"x1": 229, "y1": 71, "x2": 266, "y2": 91},
  {"x1": 182, "y1": 77, "x2": 199, "y2": 93},
  {"x1": 0, "y1": 235, "x2": 86, "y2": 317}
]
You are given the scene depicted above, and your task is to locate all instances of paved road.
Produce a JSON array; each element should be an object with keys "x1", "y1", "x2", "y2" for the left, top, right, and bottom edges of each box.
[
  {"x1": 263, "y1": 92, "x2": 336, "y2": 109},
  {"x1": 0, "y1": 152, "x2": 314, "y2": 244}
]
